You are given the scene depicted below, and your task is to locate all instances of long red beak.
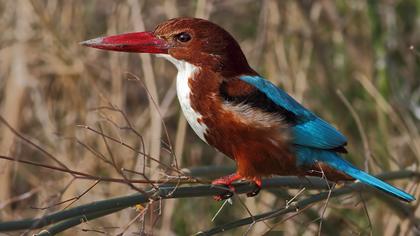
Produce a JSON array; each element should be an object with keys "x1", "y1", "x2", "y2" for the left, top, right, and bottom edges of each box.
[{"x1": 80, "y1": 31, "x2": 169, "y2": 54}]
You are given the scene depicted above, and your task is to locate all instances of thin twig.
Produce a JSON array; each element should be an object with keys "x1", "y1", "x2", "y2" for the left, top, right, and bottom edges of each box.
[
  {"x1": 211, "y1": 199, "x2": 231, "y2": 222},
  {"x1": 76, "y1": 124, "x2": 183, "y2": 175},
  {"x1": 0, "y1": 116, "x2": 72, "y2": 172},
  {"x1": 126, "y1": 72, "x2": 179, "y2": 170},
  {"x1": 98, "y1": 123, "x2": 146, "y2": 193},
  {"x1": 0, "y1": 155, "x2": 197, "y2": 185},
  {"x1": 336, "y1": 89, "x2": 372, "y2": 171},
  {"x1": 31, "y1": 178, "x2": 77, "y2": 210}
]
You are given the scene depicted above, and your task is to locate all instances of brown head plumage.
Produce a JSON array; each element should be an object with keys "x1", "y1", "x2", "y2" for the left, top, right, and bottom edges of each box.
[{"x1": 153, "y1": 17, "x2": 255, "y2": 76}]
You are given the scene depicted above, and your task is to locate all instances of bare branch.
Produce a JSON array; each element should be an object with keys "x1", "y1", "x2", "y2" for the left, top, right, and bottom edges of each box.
[{"x1": 0, "y1": 170, "x2": 415, "y2": 234}]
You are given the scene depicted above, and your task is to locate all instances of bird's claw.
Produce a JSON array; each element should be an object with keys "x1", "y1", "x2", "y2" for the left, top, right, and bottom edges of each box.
[
  {"x1": 211, "y1": 173, "x2": 242, "y2": 201},
  {"x1": 246, "y1": 178, "x2": 262, "y2": 198},
  {"x1": 246, "y1": 186, "x2": 261, "y2": 197},
  {"x1": 211, "y1": 174, "x2": 263, "y2": 200},
  {"x1": 213, "y1": 184, "x2": 235, "y2": 201}
]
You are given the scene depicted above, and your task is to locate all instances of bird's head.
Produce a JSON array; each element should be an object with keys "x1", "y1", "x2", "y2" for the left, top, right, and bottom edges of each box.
[{"x1": 81, "y1": 17, "x2": 254, "y2": 76}]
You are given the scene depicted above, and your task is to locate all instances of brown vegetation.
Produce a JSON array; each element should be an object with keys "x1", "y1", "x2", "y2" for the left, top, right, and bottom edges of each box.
[{"x1": 0, "y1": 0, "x2": 419, "y2": 235}]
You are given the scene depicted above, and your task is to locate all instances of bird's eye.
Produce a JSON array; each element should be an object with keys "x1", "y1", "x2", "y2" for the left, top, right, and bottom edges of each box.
[{"x1": 175, "y1": 32, "x2": 192, "y2": 42}]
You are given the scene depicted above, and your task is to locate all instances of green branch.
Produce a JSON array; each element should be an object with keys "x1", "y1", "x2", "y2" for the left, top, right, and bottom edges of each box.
[
  {"x1": 198, "y1": 172, "x2": 419, "y2": 235},
  {"x1": 1, "y1": 176, "x2": 330, "y2": 232},
  {"x1": 0, "y1": 170, "x2": 416, "y2": 235},
  {"x1": 36, "y1": 207, "x2": 124, "y2": 236}
]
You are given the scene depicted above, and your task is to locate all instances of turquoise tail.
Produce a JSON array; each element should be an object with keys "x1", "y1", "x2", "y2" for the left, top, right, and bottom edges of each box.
[{"x1": 296, "y1": 147, "x2": 415, "y2": 202}]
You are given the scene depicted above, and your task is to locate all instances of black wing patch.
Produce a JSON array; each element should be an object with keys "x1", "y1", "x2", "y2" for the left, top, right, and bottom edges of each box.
[{"x1": 219, "y1": 80, "x2": 299, "y2": 125}]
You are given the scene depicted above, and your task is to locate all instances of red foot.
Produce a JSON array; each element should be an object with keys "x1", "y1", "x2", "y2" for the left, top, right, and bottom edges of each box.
[
  {"x1": 211, "y1": 173, "x2": 242, "y2": 201},
  {"x1": 211, "y1": 174, "x2": 263, "y2": 200}
]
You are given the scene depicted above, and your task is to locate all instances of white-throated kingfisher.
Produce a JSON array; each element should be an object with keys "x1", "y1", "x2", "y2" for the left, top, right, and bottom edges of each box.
[{"x1": 81, "y1": 17, "x2": 415, "y2": 202}]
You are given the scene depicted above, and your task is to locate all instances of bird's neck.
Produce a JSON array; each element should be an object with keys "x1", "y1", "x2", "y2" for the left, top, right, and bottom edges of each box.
[
  {"x1": 159, "y1": 54, "x2": 211, "y2": 142},
  {"x1": 158, "y1": 55, "x2": 203, "y2": 98},
  {"x1": 158, "y1": 54, "x2": 222, "y2": 97}
]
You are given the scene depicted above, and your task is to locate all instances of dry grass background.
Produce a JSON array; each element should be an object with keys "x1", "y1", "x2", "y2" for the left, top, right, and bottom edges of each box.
[{"x1": 0, "y1": 0, "x2": 419, "y2": 235}]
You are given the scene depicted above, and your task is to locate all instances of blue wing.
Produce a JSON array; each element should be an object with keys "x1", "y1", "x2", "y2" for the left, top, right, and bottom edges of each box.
[
  {"x1": 239, "y1": 76, "x2": 415, "y2": 202},
  {"x1": 239, "y1": 75, "x2": 347, "y2": 150}
]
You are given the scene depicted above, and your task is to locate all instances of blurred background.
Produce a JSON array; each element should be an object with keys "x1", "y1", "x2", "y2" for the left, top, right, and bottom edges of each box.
[{"x1": 0, "y1": 0, "x2": 419, "y2": 235}]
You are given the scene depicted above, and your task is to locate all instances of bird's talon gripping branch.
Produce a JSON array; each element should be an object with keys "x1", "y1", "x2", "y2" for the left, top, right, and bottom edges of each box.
[
  {"x1": 246, "y1": 188, "x2": 260, "y2": 198},
  {"x1": 213, "y1": 186, "x2": 234, "y2": 201},
  {"x1": 212, "y1": 173, "x2": 242, "y2": 201},
  {"x1": 246, "y1": 178, "x2": 262, "y2": 198}
]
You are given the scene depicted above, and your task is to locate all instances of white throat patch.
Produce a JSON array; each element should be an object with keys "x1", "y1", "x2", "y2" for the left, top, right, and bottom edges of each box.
[{"x1": 157, "y1": 54, "x2": 208, "y2": 142}]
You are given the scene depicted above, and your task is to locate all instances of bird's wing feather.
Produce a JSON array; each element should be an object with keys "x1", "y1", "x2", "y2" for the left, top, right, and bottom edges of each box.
[{"x1": 239, "y1": 75, "x2": 347, "y2": 150}]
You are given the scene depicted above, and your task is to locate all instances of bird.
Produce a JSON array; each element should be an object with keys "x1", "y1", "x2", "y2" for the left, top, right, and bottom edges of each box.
[{"x1": 81, "y1": 17, "x2": 415, "y2": 202}]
